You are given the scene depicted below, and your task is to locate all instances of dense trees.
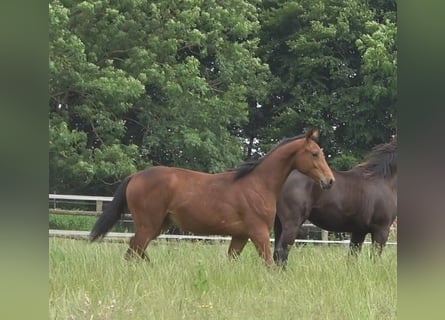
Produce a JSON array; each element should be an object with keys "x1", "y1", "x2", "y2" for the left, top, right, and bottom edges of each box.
[
  {"x1": 49, "y1": 0, "x2": 396, "y2": 194},
  {"x1": 256, "y1": 0, "x2": 396, "y2": 168}
]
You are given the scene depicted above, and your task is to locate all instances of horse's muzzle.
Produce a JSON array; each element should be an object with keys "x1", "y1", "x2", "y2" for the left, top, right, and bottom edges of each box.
[{"x1": 320, "y1": 178, "x2": 334, "y2": 190}]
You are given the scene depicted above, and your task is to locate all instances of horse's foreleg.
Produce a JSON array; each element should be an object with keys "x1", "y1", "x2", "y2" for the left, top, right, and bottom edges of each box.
[
  {"x1": 349, "y1": 232, "x2": 366, "y2": 257},
  {"x1": 228, "y1": 236, "x2": 249, "y2": 259},
  {"x1": 273, "y1": 221, "x2": 300, "y2": 267},
  {"x1": 250, "y1": 229, "x2": 274, "y2": 267}
]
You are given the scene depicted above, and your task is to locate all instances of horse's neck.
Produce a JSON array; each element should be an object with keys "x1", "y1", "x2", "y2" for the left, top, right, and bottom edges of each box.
[
  {"x1": 254, "y1": 139, "x2": 304, "y2": 195},
  {"x1": 348, "y1": 167, "x2": 365, "y2": 175}
]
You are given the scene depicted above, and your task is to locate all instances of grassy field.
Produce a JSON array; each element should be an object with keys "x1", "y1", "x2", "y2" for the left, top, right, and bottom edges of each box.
[{"x1": 49, "y1": 238, "x2": 396, "y2": 320}]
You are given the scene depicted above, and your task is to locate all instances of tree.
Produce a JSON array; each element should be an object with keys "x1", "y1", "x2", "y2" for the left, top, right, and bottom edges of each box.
[
  {"x1": 50, "y1": 1, "x2": 144, "y2": 194},
  {"x1": 49, "y1": 0, "x2": 397, "y2": 194},
  {"x1": 253, "y1": 0, "x2": 396, "y2": 167},
  {"x1": 49, "y1": 0, "x2": 271, "y2": 194}
]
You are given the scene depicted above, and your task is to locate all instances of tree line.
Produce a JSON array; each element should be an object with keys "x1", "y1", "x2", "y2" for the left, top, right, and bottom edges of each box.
[{"x1": 49, "y1": 0, "x2": 396, "y2": 195}]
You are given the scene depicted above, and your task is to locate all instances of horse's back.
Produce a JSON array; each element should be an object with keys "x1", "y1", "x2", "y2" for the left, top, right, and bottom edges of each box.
[{"x1": 127, "y1": 166, "x2": 234, "y2": 200}]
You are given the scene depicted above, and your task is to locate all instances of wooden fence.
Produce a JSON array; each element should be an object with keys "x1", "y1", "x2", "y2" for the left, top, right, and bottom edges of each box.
[{"x1": 48, "y1": 194, "x2": 396, "y2": 245}]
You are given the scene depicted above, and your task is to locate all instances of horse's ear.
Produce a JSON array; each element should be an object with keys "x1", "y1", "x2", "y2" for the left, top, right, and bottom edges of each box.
[{"x1": 305, "y1": 128, "x2": 319, "y2": 142}]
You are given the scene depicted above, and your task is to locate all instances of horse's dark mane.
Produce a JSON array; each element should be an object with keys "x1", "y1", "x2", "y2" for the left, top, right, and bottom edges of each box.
[
  {"x1": 356, "y1": 139, "x2": 397, "y2": 179},
  {"x1": 230, "y1": 133, "x2": 314, "y2": 181}
]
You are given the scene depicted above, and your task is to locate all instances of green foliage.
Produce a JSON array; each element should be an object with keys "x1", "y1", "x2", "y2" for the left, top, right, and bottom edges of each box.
[
  {"x1": 49, "y1": 0, "x2": 397, "y2": 194},
  {"x1": 329, "y1": 153, "x2": 360, "y2": 171},
  {"x1": 256, "y1": 0, "x2": 396, "y2": 162},
  {"x1": 50, "y1": 0, "x2": 145, "y2": 194},
  {"x1": 49, "y1": 0, "x2": 271, "y2": 195}
]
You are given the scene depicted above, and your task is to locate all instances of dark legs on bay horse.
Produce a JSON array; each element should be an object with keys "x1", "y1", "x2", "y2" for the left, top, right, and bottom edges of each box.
[
  {"x1": 229, "y1": 226, "x2": 274, "y2": 266},
  {"x1": 124, "y1": 234, "x2": 150, "y2": 261},
  {"x1": 250, "y1": 228, "x2": 274, "y2": 267},
  {"x1": 123, "y1": 216, "x2": 167, "y2": 261},
  {"x1": 228, "y1": 236, "x2": 249, "y2": 259},
  {"x1": 229, "y1": 222, "x2": 275, "y2": 267}
]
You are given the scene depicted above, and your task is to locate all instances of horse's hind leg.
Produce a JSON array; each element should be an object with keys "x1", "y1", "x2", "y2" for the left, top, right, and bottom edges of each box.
[
  {"x1": 125, "y1": 235, "x2": 149, "y2": 260},
  {"x1": 228, "y1": 236, "x2": 249, "y2": 260},
  {"x1": 124, "y1": 212, "x2": 167, "y2": 261},
  {"x1": 349, "y1": 232, "x2": 366, "y2": 257},
  {"x1": 124, "y1": 225, "x2": 155, "y2": 261},
  {"x1": 371, "y1": 227, "x2": 390, "y2": 258}
]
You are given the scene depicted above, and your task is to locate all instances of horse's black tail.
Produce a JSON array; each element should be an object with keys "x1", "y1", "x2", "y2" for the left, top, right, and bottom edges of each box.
[{"x1": 90, "y1": 176, "x2": 132, "y2": 242}]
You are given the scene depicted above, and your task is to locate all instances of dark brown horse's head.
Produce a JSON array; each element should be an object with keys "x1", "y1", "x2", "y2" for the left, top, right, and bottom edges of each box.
[{"x1": 295, "y1": 129, "x2": 335, "y2": 189}]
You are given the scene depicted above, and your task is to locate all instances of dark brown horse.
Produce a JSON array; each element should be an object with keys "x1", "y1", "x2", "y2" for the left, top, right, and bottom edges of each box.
[
  {"x1": 273, "y1": 139, "x2": 397, "y2": 265},
  {"x1": 90, "y1": 129, "x2": 335, "y2": 266}
]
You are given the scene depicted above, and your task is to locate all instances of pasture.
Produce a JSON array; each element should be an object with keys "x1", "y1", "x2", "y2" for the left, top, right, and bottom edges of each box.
[{"x1": 49, "y1": 238, "x2": 396, "y2": 319}]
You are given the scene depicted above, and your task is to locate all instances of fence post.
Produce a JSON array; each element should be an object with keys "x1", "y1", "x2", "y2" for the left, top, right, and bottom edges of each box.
[
  {"x1": 96, "y1": 200, "x2": 103, "y2": 213},
  {"x1": 321, "y1": 230, "x2": 328, "y2": 245}
]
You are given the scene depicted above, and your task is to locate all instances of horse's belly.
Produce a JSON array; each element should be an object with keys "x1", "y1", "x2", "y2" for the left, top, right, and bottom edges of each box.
[
  {"x1": 309, "y1": 210, "x2": 356, "y2": 233},
  {"x1": 168, "y1": 209, "x2": 246, "y2": 236}
]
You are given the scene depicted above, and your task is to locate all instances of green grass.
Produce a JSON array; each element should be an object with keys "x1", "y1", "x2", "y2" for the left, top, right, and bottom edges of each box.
[
  {"x1": 49, "y1": 238, "x2": 397, "y2": 320},
  {"x1": 49, "y1": 214, "x2": 130, "y2": 232},
  {"x1": 49, "y1": 215, "x2": 97, "y2": 231}
]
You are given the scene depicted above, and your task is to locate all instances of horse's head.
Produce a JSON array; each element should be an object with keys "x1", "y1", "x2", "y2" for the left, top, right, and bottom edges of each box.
[{"x1": 295, "y1": 129, "x2": 335, "y2": 189}]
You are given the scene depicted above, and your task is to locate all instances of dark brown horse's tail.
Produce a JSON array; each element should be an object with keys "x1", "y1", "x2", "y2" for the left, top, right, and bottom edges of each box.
[{"x1": 90, "y1": 176, "x2": 131, "y2": 242}]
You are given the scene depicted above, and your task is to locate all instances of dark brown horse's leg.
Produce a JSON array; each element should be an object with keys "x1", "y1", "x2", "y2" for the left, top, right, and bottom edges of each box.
[
  {"x1": 371, "y1": 227, "x2": 390, "y2": 258},
  {"x1": 272, "y1": 214, "x2": 283, "y2": 263},
  {"x1": 349, "y1": 232, "x2": 366, "y2": 257},
  {"x1": 250, "y1": 229, "x2": 274, "y2": 267},
  {"x1": 228, "y1": 236, "x2": 249, "y2": 259},
  {"x1": 273, "y1": 220, "x2": 300, "y2": 267}
]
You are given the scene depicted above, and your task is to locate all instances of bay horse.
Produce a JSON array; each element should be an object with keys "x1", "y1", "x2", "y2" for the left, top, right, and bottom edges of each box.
[
  {"x1": 90, "y1": 129, "x2": 335, "y2": 266},
  {"x1": 273, "y1": 139, "x2": 397, "y2": 266}
]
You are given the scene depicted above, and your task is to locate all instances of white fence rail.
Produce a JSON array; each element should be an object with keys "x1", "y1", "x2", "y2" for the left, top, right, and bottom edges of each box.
[{"x1": 49, "y1": 194, "x2": 397, "y2": 245}]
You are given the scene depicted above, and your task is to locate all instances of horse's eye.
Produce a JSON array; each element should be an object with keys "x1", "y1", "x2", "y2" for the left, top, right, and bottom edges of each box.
[{"x1": 312, "y1": 152, "x2": 318, "y2": 158}]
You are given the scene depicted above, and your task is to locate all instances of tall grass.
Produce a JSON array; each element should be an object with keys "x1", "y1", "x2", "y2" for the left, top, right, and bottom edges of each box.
[
  {"x1": 49, "y1": 214, "x2": 130, "y2": 232},
  {"x1": 49, "y1": 238, "x2": 396, "y2": 320}
]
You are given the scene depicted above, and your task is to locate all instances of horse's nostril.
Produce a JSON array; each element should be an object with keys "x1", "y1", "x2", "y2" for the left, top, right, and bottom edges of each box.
[{"x1": 321, "y1": 178, "x2": 334, "y2": 189}]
